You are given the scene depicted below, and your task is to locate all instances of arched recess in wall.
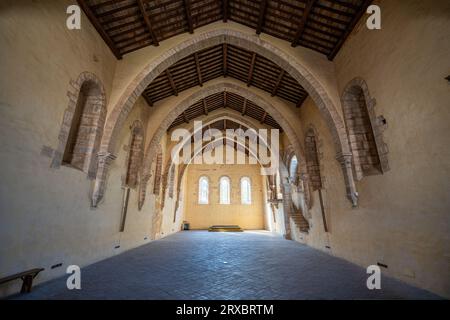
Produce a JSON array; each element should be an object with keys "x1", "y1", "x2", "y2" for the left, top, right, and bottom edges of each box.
[
  {"x1": 123, "y1": 120, "x2": 144, "y2": 188},
  {"x1": 170, "y1": 121, "x2": 296, "y2": 239},
  {"x1": 52, "y1": 72, "x2": 106, "y2": 179},
  {"x1": 152, "y1": 148, "x2": 163, "y2": 196},
  {"x1": 341, "y1": 78, "x2": 389, "y2": 181},
  {"x1": 92, "y1": 29, "x2": 358, "y2": 208}
]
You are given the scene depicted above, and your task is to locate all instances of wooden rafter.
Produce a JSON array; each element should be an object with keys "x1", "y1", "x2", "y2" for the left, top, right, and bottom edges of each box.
[
  {"x1": 291, "y1": 0, "x2": 317, "y2": 47},
  {"x1": 241, "y1": 99, "x2": 247, "y2": 116},
  {"x1": 256, "y1": 0, "x2": 268, "y2": 35},
  {"x1": 328, "y1": 0, "x2": 373, "y2": 60},
  {"x1": 136, "y1": 0, "x2": 159, "y2": 46},
  {"x1": 247, "y1": 53, "x2": 257, "y2": 86},
  {"x1": 183, "y1": 111, "x2": 189, "y2": 123},
  {"x1": 81, "y1": 1, "x2": 369, "y2": 60},
  {"x1": 166, "y1": 69, "x2": 178, "y2": 96},
  {"x1": 271, "y1": 70, "x2": 285, "y2": 96},
  {"x1": 203, "y1": 99, "x2": 208, "y2": 115},
  {"x1": 260, "y1": 112, "x2": 267, "y2": 124},
  {"x1": 223, "y1": 92, "x2": 227, "y2": 107},
  {"x1": 223, "y1": 44, "x2": 228, "y2": 77},
  {"x1": 223, "y1": 0, "x2": 228, "y2": 22},
  {"x1": 77, "y1": 0, "x2": 122, "y2": 59},
  {"x1": 183, "y1": 0, "x2": 194, "y2": 34},
  {"x1": 194, "y1": 53, "x2": 203, "y2": 86}
]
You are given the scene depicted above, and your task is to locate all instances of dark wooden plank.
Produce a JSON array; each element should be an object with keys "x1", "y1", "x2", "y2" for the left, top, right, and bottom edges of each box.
[
  {"x1": 184, "y1": 0, "x2": 194, "y2": 33},
  {"x1": 137, "y1": 0, "x2": 159, "y2": 46},
  {"x1": 247, "y1": 53, "x2": 257, "y2": 86},
  {"x1": 291, "y1": 0, "x2": 317, "y2": 47},
  {"x1": 256, "y1": 0, "x2": 268, "y2": 34},
  {"x1": 166, "y1": 69, "x2": 178, "y2": 96},
  {"x1": 194, "y1": 52, "x2": 203, "y2": 86},
  {"x1": 77, "y1": 0, "x2": 122, "y2": 59},
  {"x1": 328, "y1": 0, "x2": 372, "y2": 60}
]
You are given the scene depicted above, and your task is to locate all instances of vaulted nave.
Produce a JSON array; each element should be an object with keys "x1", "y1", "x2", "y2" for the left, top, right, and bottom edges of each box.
[{"x1": 0, "y1": 0, "x2": 449, "y2": 300}]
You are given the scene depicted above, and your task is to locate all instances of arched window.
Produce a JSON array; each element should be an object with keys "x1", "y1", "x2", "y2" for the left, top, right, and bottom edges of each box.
[
  {"x1": 198, "y1": 176, "x2": 209, "y2": 204},
  {"x1": 240, "y1": 177, "x2": 252, "y2": 204},
  {"x1": 219, "y1": 176, "x2": 231, "y2": 204},
  {"x1": 289, "y1": 156, "x2": 298, "y2": 182}
]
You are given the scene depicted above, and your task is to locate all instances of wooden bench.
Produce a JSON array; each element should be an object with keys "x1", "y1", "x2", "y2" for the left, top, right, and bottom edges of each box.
[{"x1": 0, "y1": 268, "x2": 44, "y2": 293}]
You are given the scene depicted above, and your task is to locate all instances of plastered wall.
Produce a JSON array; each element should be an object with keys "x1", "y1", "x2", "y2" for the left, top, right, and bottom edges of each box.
[
  {"x1": 0, "y1": 1, "x2": 178, "y2": 297},
  {"x1": 184, "y1": 160, "x2": 265, "y2": 230},
  {"x1": 291, "y1": 0, "x2": 450, "y2": 297}
]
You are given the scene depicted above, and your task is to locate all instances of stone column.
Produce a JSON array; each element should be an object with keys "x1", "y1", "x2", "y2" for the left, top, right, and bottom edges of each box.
[
  {"x1": 336, "y1": 152, "x2": 358, "y2": 207},
  {"x1": 91, "y1": 152, "x2": 116, "y2": 207}
]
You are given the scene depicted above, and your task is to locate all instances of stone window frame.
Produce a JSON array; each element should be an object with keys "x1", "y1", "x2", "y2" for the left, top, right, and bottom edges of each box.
[
  {"x1": 341, "y1": 78, "x2": 389, "y2": 181},
  {"x1": 51, "y1": 72, "x2": 106, "y2": 179},
  {"x1": 197, "y1": 175, "x2": 210, "y2": 205},
  {"x1": 240, "y1": 176, "x2": 252, "y2": 205},
  {"x1": 219, "y1": 175, "x2": 232, "y2": 205}
]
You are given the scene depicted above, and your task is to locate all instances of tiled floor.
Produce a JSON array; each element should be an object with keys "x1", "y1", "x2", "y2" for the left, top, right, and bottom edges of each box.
[{"x1": 13, "y1": 231, "x2": 440, "y2": 300}]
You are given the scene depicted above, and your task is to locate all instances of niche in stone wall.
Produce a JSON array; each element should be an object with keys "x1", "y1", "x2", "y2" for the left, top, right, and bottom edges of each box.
[
  {"x1": 342, "y1": 78, "x2": 389, "y2": 181},
  {"x1": 54, "y1": 72, "x2": 106, "y2": 179}
]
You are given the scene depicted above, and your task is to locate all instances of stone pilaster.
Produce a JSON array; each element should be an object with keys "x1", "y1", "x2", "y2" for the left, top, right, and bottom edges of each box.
[
  {"x1": 91, "y1": 152, "x2": 116, "y2": 208},
  {"x1": 336, "y1": 152, "x2": 358, "y2": 207}
]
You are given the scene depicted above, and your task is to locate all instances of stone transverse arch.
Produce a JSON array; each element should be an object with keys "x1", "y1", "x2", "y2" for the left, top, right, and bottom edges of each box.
[{"x1": 91, "y1": 29, "x2": 358, "y2": 207}]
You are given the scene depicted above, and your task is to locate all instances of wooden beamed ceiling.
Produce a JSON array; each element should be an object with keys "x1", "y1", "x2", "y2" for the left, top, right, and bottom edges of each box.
[
  {"x1": 78, "y1": 0, "x2": 372, "y2": 60},
  {"x1": 168, "y1": 91, "x2": 283, "y2": 131},
  {"x1": 144, "y1": 43, "x2": 308, "y2": 106}
]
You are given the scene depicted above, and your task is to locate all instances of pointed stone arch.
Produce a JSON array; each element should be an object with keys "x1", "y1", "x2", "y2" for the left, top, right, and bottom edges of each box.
[{"x1": 92, "y1": 28, "x2": 357, "y2": 207}]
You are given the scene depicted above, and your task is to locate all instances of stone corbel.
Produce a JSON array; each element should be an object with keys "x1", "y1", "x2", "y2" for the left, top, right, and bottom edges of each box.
[
  {"x1": 91, "y1": 152, "x2": 116, "y2": 208},
  {"x1": 336, "y1": 152, "x2": 359, "y2": 207}
]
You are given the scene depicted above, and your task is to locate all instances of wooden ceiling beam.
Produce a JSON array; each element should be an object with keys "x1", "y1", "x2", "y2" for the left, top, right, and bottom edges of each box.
[
  {"x1": 247, "y1": 53, "x2": 257, "y2": 86},
  {"x1": 184, "y1": 0, "x2": 194, "y2": 34},
  {"x1": 256, "y1": 0, "x2": 268, "y2": 35},
  {"x1": 271, "y1": 70, "x2": 285, "y2": 96},
  {"x1": 296, "y1": 95, "x2": 307, "y2": 108},
  {"x1": 136, "y1": 0, "x2": 159, "y2": 46},
  {"x1": 242, "y1": 99, "x2": 247, "y2": 116},
  {"x1": 223, "y1": 92, "x2": 227, "y2": 108},
  {"x1": 328, "y1": 0, "x2": 372, "y2": 60},
  {"x1": 261, "y1": 112, "x2": 267, "y2": 124},
  {"x1": 166, "y1": 69, "x2": 178, "y2": 96},
  {"x1": 203, "y1": 99, "x2": 208, "y2": 115},
  {"x1": 77, "y1": 0, "x2": 122, "y2": 59},
  {"x1": 291, "y1": 0, "x2": 317, "y2": 47},
  {"x1": 183, "y1": 111, "x2": 189, "y2": 123},
  {"x1": 223, "y1": 44, "x2": 228, "y2": 77},
  {"x1": 223, "y1": 0, "x2": 228, "y2": 22},
  {"x1": 194, "y1": 53, "x2": 203, "y2": 86}
]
